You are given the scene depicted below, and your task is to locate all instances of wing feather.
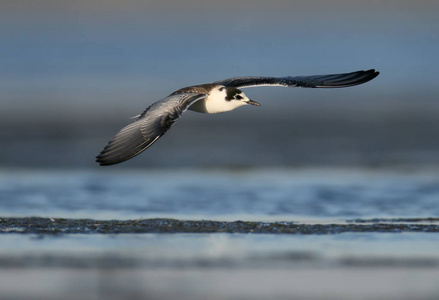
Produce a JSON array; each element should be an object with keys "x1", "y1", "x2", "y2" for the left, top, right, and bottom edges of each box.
[
  {"x1": 96, "y1": 93, "x2": 207, "y2": 165},
  {"x1": 214, "y1": 69, "x2": 379, "y2": 89}
]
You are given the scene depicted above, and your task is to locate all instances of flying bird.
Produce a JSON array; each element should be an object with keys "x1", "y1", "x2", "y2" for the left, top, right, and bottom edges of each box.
[{"x1": 96, "y1": 69, "x2": 379, "y2": 165}]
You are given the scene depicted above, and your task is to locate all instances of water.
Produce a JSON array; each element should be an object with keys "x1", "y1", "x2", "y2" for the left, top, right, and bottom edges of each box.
[
  {"x1": 1, "y1": 168, "x2": 439, "y2": 299},
  {"x1": 2, "y1": 168, "x2": 439, "y2": 220}
]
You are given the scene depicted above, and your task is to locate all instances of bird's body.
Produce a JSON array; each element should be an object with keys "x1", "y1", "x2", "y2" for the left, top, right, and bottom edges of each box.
[
  {"x1": 96, "y1": 69, "x2": 379, "y2": 165},
  {"x1": 166, "y1": 84, "x2": 255, "y2": 114}
]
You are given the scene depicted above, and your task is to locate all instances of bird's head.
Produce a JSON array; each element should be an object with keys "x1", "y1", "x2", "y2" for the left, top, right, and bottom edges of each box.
[
  {"x1": 224, "y1": 87, "x2": 260, "y2": 108},
  {"x1": 204, "y1": 85, "x2": 261, "y2": 114}
]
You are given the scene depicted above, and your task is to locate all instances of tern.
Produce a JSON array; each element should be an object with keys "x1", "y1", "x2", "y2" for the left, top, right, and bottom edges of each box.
[{"x1": 96, "y1": 69, "x2": 379, "y2": 165}]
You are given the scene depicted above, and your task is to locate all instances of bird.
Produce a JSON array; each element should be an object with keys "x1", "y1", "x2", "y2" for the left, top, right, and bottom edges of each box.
[{"x1": 96, "y1": 69, "x2": 379, "y2": 165}]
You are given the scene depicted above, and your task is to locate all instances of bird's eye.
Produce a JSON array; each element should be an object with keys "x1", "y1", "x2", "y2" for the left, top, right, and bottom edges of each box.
[{"x1": 236, "y1": 95, "x2": 243, "y2": 100}]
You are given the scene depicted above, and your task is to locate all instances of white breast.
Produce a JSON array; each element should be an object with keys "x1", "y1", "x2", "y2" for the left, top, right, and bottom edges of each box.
[
  {"x1": 188, "y1": 86, "x2": 248, "y2": 114},
  {"x1": 187, "y1": 87, "x2": 227, "y2": 113}
]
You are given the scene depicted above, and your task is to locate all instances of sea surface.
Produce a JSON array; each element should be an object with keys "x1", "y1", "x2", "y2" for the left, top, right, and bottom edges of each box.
[
  {"x1": 1, "y1": 168, "x2": 439, "y2": 300},
  {"x1": 2, "y1": 168, "x2": 439, "y2": 220}
]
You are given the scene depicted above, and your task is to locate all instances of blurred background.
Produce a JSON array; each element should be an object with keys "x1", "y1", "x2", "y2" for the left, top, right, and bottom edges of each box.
[
  {"x1": 2, "y1": 2, "x2": 439, "y2": 300},
  {"x1": 1, "y1": 0, "x2": 438, "y2": 169}
]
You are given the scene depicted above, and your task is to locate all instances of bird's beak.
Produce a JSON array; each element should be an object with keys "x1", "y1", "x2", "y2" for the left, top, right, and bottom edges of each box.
[{"x1": 246, "y1": 99, "x2": 261, "y2": 106}]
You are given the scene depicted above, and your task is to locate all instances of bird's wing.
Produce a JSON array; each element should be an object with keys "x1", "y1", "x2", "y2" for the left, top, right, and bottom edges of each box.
[
  {"x1": 96, "y1": 93, "x2": 207, "y2": 166},
  {"x1": 213, "y1": 69, "x2": 379, "y2": 89}
]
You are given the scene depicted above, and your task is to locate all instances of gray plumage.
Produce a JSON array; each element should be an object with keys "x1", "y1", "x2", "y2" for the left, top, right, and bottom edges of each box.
[
  {"x1": 96, "y1": 69, "x2": 379, "y2": 166},
  {"x1": 96, "y1": 93, "x2": 207, "y2": 166},
  {"x1": 214, "y1": 69, "x2": 379, "y2": 89}
]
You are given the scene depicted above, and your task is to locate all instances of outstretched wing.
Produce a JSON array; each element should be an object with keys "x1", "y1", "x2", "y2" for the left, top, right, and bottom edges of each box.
[
  {"x1": 214, "y1": 69, "x2": 379, "y2": 89},
  {"x1": 96, "y1": 93, "x2": 207, "y2": 166}
]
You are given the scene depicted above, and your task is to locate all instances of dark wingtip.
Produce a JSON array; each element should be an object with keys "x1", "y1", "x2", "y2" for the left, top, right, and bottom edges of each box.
[
  {"x1": 95, "y1": 154, "x2": 113, "y2": 166},
  {"x1": 373, "y1": 69, "x2": 380, "y2": 77},
  {"x1": 366, "y1": 69, "x2": 380, "y2": 78},
  {"x1": 95, "y1": 148, "x2": 133, "y2": 166},
  {"x1": 362, "y1": 69, "x2": 380, "y2": 84},
  {"x1": 322, "y1": 69, "x2": 380, "y2": 87}
]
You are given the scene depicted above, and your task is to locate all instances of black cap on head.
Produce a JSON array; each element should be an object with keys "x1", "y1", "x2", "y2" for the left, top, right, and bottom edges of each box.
[{"x1": 225, "y1": 87, "x2": 242, "y2": 101}]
